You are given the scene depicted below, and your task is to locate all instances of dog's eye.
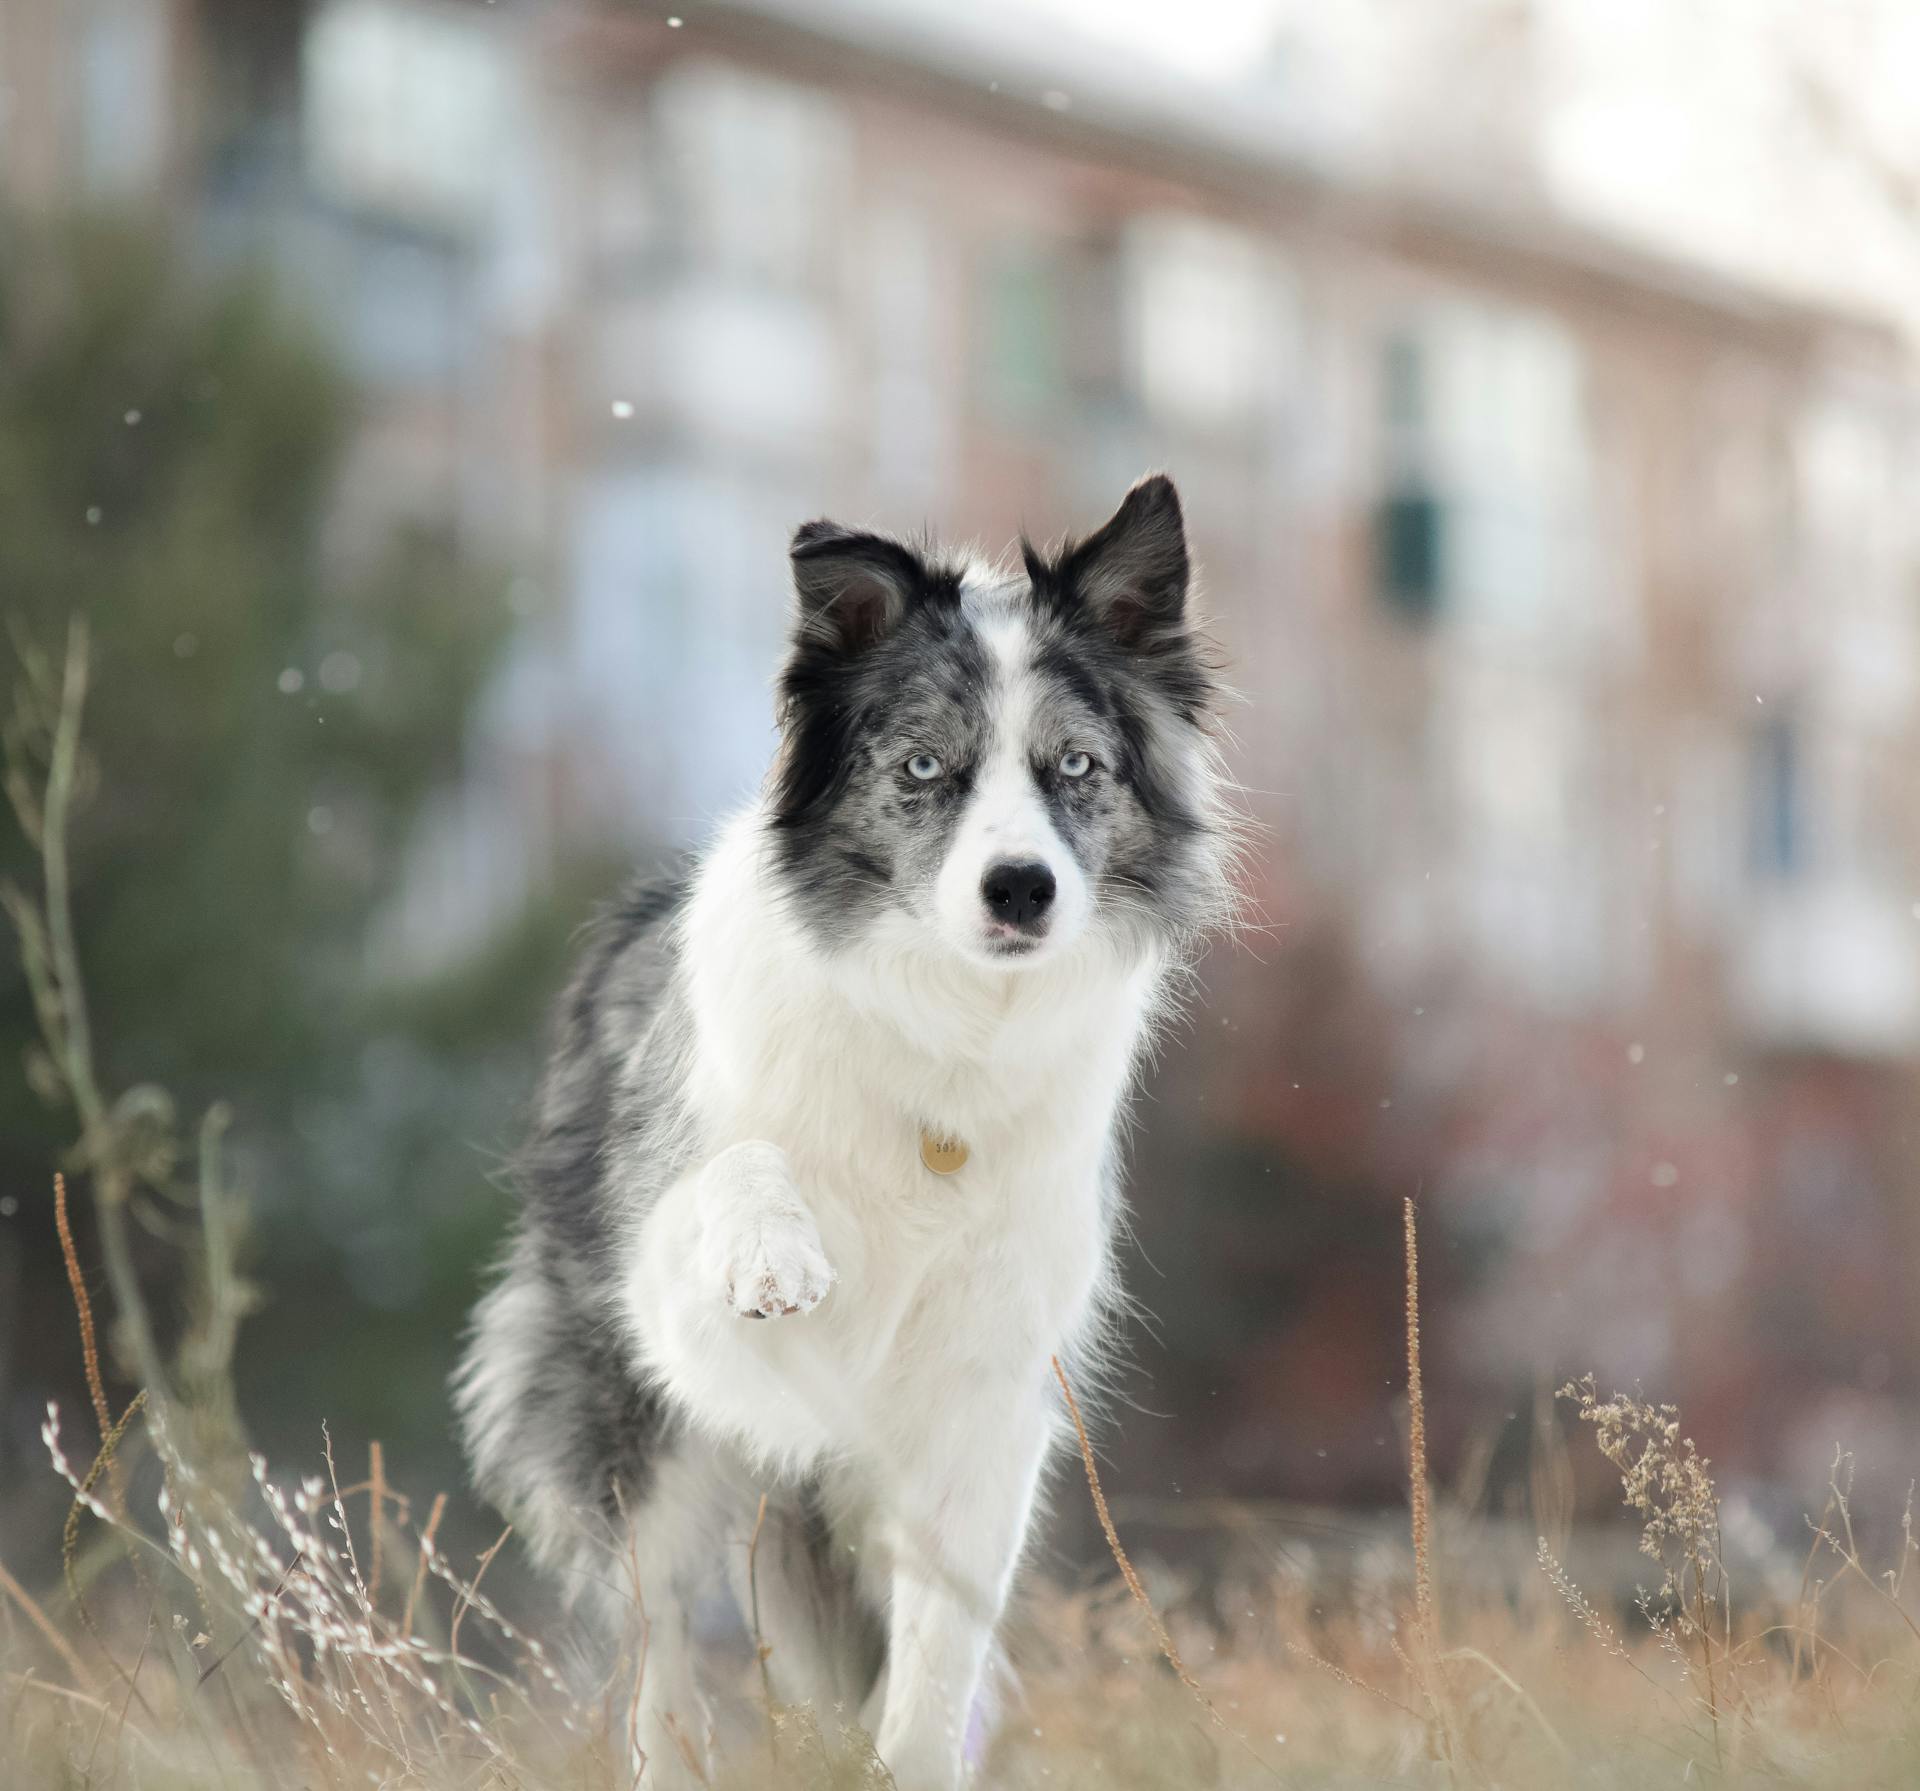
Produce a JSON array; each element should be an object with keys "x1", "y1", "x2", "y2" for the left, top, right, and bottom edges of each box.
[
  {"x1": 906, "y1": 753, "x2": 943, "y2": 782},
  {"x1": 1059, "y1": 750, "x2": 1093, "y2": 779}
]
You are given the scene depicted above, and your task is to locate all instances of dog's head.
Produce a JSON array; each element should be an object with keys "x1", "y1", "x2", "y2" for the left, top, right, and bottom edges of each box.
[{"x1": 768, "y1": 475, "x2": 1230, "y2": 969}]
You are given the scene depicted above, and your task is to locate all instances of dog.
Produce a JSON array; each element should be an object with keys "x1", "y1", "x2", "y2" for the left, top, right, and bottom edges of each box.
[{"x1": 455, "y1": 474, "x2": 1232, "y2": 1788}]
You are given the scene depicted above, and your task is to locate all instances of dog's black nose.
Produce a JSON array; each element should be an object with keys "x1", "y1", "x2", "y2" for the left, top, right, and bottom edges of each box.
[{"x1": 982, "y1": 860, "x2": 1056, "y2": 930}]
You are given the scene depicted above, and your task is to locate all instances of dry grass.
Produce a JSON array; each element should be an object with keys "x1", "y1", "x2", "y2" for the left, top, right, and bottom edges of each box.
[{"x1": 9, "y1": 1200, "x2": 1920, "y2": 1789}]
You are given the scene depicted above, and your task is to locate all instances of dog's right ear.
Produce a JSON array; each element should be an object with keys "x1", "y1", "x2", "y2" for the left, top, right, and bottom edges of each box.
[{"x1": 788, "y1": 522, "x2": 934, "y2": 656}]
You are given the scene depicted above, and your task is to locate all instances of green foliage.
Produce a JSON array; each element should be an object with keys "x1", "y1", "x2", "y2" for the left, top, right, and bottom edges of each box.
[
  {"x1": 0, "y1": 212, "x2": 537, "y2": 1475},
  {"x1": 0, "y1": 214, "x2": 499, "y2": 1115}
]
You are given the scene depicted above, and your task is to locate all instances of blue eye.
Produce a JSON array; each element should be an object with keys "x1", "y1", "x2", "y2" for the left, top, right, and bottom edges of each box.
[
  {"x1": 907, "y1": 753, "x2": 943, "y2": 781},
  {"x1": 1059, "y1": 750, "x2": 1092, "y2": 779}
]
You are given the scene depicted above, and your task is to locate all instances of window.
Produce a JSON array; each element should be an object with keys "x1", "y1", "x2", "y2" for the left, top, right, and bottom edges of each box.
[
  {"x1": 866, "y1": 204, "x2": 948, "y2": 500},
  {"x1": 1794, "y1": 391, "x2": 1918, "y2": 728},
  {"x1": 567, "y1": 469, "x2": 794, "y2": 827},
  {"x1": 1374, "y1": 301, "x2": 1599, "y2": 644},
  {"x1": 586, "y1": 110, "x2": 660, "y2": 275},
  {"x1": 1378, "y1": 329, "x2": 1442, "y2": 621},
  {"x1": 1383, "y1": 330, "x2": 1426, "y2": 433},
  {"x1": 1749, "y1": 712, "x2": 1801, "y2": 879},
  {"x1": 303, "y1": 0, "x2": 506, "y2": 233},
  {"x1": 337, "y1": 237, "x2": 467, "y2": 387},
  {"x1": 652, "y1": 62, "x2": 849, "y2": 293},
  {"x1": 1378, "y1": 488, "x2": 1444, "y2": 622},
  {"x1": 981, "y1": 243, "x2": 1064, "y2": 421},
  {"x1": 81, "y1": 1, "x2": 169, "y2": 197},
  {"x1": 1442, "y1": 659, "x2": 1626, "y2": 1007},
  {"x1": 1123, "y1": 214, "x2": 1285, "y2": 431}
]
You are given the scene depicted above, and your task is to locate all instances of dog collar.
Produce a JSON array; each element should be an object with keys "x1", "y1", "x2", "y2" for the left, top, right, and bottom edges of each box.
[{"x1": 919, "y1": 1130, "x2": 969, "y2": 1175}]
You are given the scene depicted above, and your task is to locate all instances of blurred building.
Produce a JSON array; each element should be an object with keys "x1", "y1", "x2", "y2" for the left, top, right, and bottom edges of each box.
[{"x1": 9, "y1": 0, "x2": 1920, "y2": 1511}]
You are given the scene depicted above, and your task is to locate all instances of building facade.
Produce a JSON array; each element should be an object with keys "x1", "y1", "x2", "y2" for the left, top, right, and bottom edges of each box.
[{"x1": 10, "y1": 0, "x2": 1920, "y2": 1510}]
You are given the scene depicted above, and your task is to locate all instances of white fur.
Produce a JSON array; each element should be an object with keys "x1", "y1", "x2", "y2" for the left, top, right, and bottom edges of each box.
[
  {"x1": 932, "y1": 607, "x2": 1093, "y2": 967},
  {"x1": 621, "y1": 799, "x2": 1162, "y2": 1788}
]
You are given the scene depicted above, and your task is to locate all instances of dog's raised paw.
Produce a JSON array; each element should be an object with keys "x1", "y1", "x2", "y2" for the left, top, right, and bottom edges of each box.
[
  {"x1": 697, "y1": 1141, "x2": 836, "y2": 1319},
  {"x1": 720, "y1": 1215, "x2": 835, "y2": 1319}
]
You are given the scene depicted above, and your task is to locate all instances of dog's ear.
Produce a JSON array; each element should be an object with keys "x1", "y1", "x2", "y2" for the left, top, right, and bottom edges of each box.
[
  {"x1": 788, "y1": 521, "x2": 934, "y2": 655},
  {"x1": 1044, "y1": 474, "x2": 1190, "y2": 651}
]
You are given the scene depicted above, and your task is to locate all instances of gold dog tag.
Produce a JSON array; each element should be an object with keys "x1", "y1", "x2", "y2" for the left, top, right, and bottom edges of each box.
[{"x1": 919, "y1": 1130, "x2": 969, "y2": 1176}]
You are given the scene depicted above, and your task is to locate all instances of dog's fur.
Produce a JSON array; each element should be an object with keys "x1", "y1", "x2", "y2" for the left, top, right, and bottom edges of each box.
[{"x1": 455, "y1": 475, "x2": 1231, "y2": 1789}]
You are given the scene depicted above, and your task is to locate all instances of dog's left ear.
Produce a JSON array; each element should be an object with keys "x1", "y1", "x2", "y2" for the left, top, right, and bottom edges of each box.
[
  {"x1": 789, "y1": 521, "x2": 936, "y2": 656},
  {"x1": 1036, "y1": 474, "x2": 1190, "y2": 651}
]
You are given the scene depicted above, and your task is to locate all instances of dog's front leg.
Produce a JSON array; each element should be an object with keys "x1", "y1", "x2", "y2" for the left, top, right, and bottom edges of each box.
[
  {"x1": 626, "y1": 1140, "x2": 842, "y2": 1458},
  {"x1": 873, "y1": 1385, "x2": 1050, "y2": 1790}
]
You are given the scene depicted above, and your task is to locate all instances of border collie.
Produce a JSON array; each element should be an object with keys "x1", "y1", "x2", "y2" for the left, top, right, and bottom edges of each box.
[{"x1": 456, "y1": 474, "x2": 1232, "y2": 1788}]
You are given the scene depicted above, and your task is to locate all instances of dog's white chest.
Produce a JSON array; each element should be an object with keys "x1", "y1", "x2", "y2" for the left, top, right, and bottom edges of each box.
[
  {"x1": 782, "y1": 1015, "x2": 1122, "y2": 1370},
  {"x1": 648, "y1": 830, "x2": 1165, "y2": 1469}
]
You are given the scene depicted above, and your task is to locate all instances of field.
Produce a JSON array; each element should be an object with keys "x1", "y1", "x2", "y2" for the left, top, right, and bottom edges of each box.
[
  {"x1": 9, "y1": 633, "x2": 1920, "y2": 1789},
  {"x1": 7, "y1": 1193, "x2": 1920, "y2": 1789}
]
